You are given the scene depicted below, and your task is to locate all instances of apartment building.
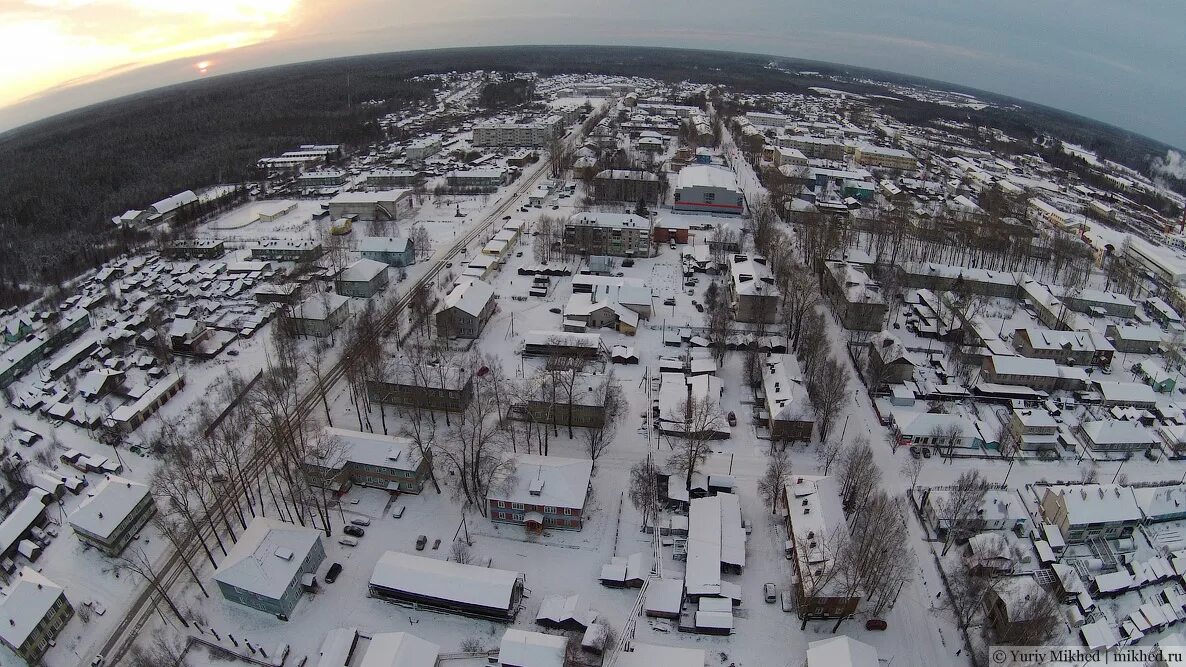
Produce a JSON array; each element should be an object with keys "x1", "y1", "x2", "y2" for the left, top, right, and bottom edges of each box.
[
  {"x1": 563, "y1": 212, "x2": 652, "y2": 257},
  {"x1": 68, "y1": 475, "x2": 156, "y2": 556}
]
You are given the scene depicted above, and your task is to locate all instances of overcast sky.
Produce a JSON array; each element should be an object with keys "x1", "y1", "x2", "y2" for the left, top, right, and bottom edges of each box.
[{"x1": 1, "y1": 0, "x2": 1183, "y2": 149}]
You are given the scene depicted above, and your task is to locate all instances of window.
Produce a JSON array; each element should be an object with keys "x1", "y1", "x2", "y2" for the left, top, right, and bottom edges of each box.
[
  {"x1": 511, "y1": 503, "x2": 524, "y2": 510},
  {"x1": 704, "y1": 192, "x2": 716, "y2": 202}
]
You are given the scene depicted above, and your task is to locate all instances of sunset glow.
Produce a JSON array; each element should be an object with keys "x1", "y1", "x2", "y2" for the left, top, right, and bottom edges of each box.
[{"x1": 0, "y1": 0, "x2": 297, "y2": 106}]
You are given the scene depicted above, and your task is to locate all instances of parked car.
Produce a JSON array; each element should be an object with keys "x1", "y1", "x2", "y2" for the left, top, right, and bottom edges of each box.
[
  {"x1": 910, "y1": 447, "x2": 921, "y2": 459},
  {"x1": 921, "y1": 448, "x2": 932, "y2": 459},
  {"x1": 350, "y1": 517, "x2": 371, "y2": 527},
  {"x1": 727, "y1": 411, "x2": 737, "y2": 427},
  {"x1": 392, "y1": 506, "x2": 405, "y2": 519},
  {"x1": 549, "y1": 307, "x2": 562, "y2": 314},
  {"x1": 763, "y1": 583, "x2": 777, "y2": 603},
  {"x1": 416, "y1": 535, "x2": 428, "y2": 550},
  {"x1": 780, "y1": 591, "x2": 794, "y2": 612},
  {"x1": 91, "y1": 657, "x2": 105, "y2": 667},
  {"x1": 324, "y1": 562, "x2": 343, "y2": 583},
  {"x1": 663, "y1": 298, "x2": 675, "y2": 306},
  {"x1": 865, "y1": 618, "x2": 888, "y2": 631},
  {"x1": 338, "y1": 537, "x2": 359, "y2": 547},
  {"x1": 343, "y1": 525, "x2": 365, "y2": 537},
  {"x1": 622, "y1": 259, "x2": 635, "y2": 267}
]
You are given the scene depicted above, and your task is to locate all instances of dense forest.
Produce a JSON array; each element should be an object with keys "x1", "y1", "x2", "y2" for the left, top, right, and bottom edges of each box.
[{"x1": 0, "y1": 45, "x2": 1179, "y2": 308}]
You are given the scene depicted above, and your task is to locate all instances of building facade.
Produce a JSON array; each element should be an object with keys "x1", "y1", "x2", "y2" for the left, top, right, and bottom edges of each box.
[{"x1": 563, "y1": 213, "x2": 653, "y2": 257}]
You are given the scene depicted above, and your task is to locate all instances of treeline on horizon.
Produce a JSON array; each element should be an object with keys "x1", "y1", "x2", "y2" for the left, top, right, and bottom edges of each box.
[{"x1": 0, "y1": 45, "x2": 1178, "y2": 309}]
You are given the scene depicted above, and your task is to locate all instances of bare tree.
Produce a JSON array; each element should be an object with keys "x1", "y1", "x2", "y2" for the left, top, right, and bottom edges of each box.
[
  {"x1": 990, "y1": 582, "x2": 1060, "y2": 646},
  {"x1": 837, "y1": 437, "x2": 881, "y2": 515},
  {"x1": 757, "y1": 445, "x2": 792, "y2": 514},
  {"x1": 629, "y1": 456, "x2": 660, "y2": 529},
  {"x1": 944, "y1": 566, "x2": 991, "y2": 629},
  {"x1": 583, "y1": 372, "x2": 623, "y2": 466},
  {"x1": 808, "y1": 356, "x2": 849, "y2": 442},
  {"x1": 112, "y1": 545, "x2": 190, "y2": 627},
  {"x1": 937, "y1": 469, "x2": 989, "y2": 555},
  {"x1": 436, "y1": 382, "x2": 515, "y2": 515},
  {"x1": 666, "y1": 395, "x2": 725, "y2": 491},
  {"x1": 899, "y1": 454, "x2": 925, "y2": 491},
  {"x1": 152, "y1": 514, "x2": 210, "y2": 598},
  {"x1": 815, "y1": 437, "x2": 844, "y2": 475}
]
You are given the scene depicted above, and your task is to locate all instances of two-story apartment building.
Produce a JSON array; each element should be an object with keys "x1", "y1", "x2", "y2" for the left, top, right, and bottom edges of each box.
[
  {"x1": 213, "y1": 518, "x2": 325, "y2": 618},
  {"x1": 335, "y1": 259, "x2": 390, "y2": 299},
  {"x1": 68, "y1": 475, "x2": 156, "y2": 556},
  {"x1": 822, "y1": 262, "x2": 887, "y2": 331},
  {"x1": 728, "y1": 254, "x2": 780, "y2": 324},
  {"x1": 359, "y1": 236, "x2": 415, "y2": 267},
  {"x1": 435, "y1": 279, "x2": 496, "y2": 339},
  {"x1": 488, "y1": 454, "x2": 593, "y2": 531},
  {"x1": 305, "y1": 427, "x2": 432, "y2": 494},
  {"x1": 366, "y1": 361, "x2": 475, "y2": 412},
  {"x1": 0, "y1": 568, "x2": 73, "y2": 665},
  {"x1": 1039, "y1": 484, "x2": 1142, "y2": 543}
]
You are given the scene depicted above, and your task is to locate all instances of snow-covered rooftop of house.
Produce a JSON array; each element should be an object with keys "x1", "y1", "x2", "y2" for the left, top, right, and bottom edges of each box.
[
  {"x1": 677, "y1": 164, "x2": 739, "y2": 191},
  {"x1": 1016, "y1": 328, "x2": 1110, "y2": 353},
  {"x1": 988, "y1": 355, "x2": 1060, "y2": 378},
  {"x1": 761, "y1": 353, "x2": 810, "y2": 421},
  {"x1": 213, "y1": 517, "x2": 323, "y2": 600},
  {"x1": 1132, "y1": 485, "x2": 1186, "y2": 522},
  {"x1": 369, "y1": 551, "x2": 522, "y2": 611},
  {"x1": 1043, "y1": 484, "x2": 1142, "y2": 525},
  {"x1": 523, "y1": 330, "x2": 603, "y2": 349},
  {"x1": 0, "y1": 488, "x2": 50, "y2": 556},
  {"x1": 440, "y1": 279, "x2": 494, "y2": 317},
  {"x1": 497, "y1": 629, "x2": 566, "y2": 667},
  {"x1": 642, "y1": 579, "x2": 684, "y2": 617},
  {"x1": 1095, "y1": 381, "x2": 1158, "y2": 405},
  {"x1": 293, "y1": 293, "x2": 350, "y2": 321},
  {"x1": 568, "y1": 211, "x2": 649, "y2": 231},
  {"x1": 827, "y1": 261, "x2": 884, "y2": 305},
  {"x1": 338, "y1": 258, "x2": 388, "y2": 283},
  {"x1": 314, "y1": 427, "x2": 422, "y2": 473},
  {"x1": 68, "y1": 475, "x2": 150, "y2": 540},
  {"x1": 328, "y1": 189, "x2": 412, "y2": 204},
  {"x1": 729, "y1": 254, "x2": 778, "y2": 297},
  {"x1": 0, "y1": 567, "x2": 66, "y2": 650},
  {"x1": 616, "y1": 642, "x2": 706, "y2": 667},
  {"x1": 1014, "y1": 407, "x2": 1057, "y2": 429},
  {"x1": 358, "y1": 632, "x2": 441, "y2": 667},
  {"x1": 785, "y1": 476, "x2": 846, "y2": 595},
  {"x1": 806, "y1": 635, "x2": 878, "y2": 667},
  {"x1": 253, "y1": 238, "x2": 320, "y2": 251},
  {"x1": 1108, "y1": 324, "x2": 1163, "y2": 343},
  {"x1": 489, "y1": 454, "x2": 592, "y2": 510},
  {"x1": 1079, "y1": 420, "x2": 1156, "y2": 446}
]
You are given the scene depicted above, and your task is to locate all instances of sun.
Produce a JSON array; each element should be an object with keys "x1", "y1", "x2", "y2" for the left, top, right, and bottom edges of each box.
[{"x1": 196, "y1": 60, "x2": 212, "y2": 75}]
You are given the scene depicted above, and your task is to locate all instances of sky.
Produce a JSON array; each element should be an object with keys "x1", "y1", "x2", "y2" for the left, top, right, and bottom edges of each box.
[{"x1": 1, "y1": 0, "x2": 1183, "y2": 150}]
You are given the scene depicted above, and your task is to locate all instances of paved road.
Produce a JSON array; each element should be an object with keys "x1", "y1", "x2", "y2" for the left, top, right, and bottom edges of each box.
[{"x1": 83, "y1": 124, "x2": 582, "y2": 667}]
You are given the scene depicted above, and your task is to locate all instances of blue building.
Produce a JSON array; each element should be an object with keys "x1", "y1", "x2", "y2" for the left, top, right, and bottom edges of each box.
[
  {"x1": 214, "y1": 518, "x2": 325, "y2": 618},
  {"x1": 358, "y1": 236, "x2": 415, "y2": 268}
]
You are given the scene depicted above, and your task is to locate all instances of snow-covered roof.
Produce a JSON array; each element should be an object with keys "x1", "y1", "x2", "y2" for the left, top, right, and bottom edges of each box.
[
  {"x1": 785, "y1": 476, "x2": 846, "y2": 593},
  {"x1": 328, "y1": 189, "x2": 412, "y2": 204},
  {"x1": 677, "y1": 164, "x2": 740, "y2": 191},
  {"x1": 643, "y1": 578, "x2": 684, "y2": 617},
  {"x1": 1079, "y1": 420, "x2": 1156, "y2": 446},
  {"x1": 0, "y1": 488, "x2": 50, "y2": 556},
  {"x1": 523, "y1": 330, "x2": 603, "y2": 349},
  {"x1": 358, "y1": 632, "x2": 441, "y2": 667},
  {"x1": 369, "y1": 551, "x2": 522, "y2": 611},
  {"x1": 989, "y1": 575, "x2": 1050, "y2": 622},
  {"x1": 314, "y1": 427, "x2": 422, "y2": 473},
  {"x1": 568, "y1": 211, "x2": 649, "y2": 231},
  {"x1": 536, "y1": 594, "x2": 596, "y2": 627},
  {"x1": 987, "y1": 355, "x2": 1060, "y2": 378},
  {"x1": 1131, "y1": 485, "x2": 1186, "y2": 522},
  {"x1": 0, "y1": 568, "x2": 66, "y2": 649},
  {"x1": 1107, "y1": 324, "x2": 1163, "y2": 343},
  {"x1": 338, "y1": 258, "x2": 388, "y2": 283},
  {"x1": 441, "y1": 279, "x2": 494, "y2": 317},
  {"x1": 68, "y1": 475, "x2": 150, "y2": 540},
  {"x1": 1042, "y1": 484, "x2": 1142, "y2": 526},
  {"x1": 213, "y1": 517, "x2": 323, "y2": 600},
  {"x1": 729, "y1": 254, "x2": 778, "y2": 297},
  {"x1": 316, "y1": 628, "x2": 358, "y2": 667},
  {"x1": 761, "y1": 353, "x2": 810, "y2": 421},
  {"x1": 615, "y1": 643, "x2": 705, "y2": 667},
  {"x1": 497, "y1": 628, "x2": 566, "y2": 667},
  {"x1": 489, "y1": 454, "x2": 592, "y2": 510},
  {"x1": 293, "y1": 293, "x2": 350, "y2": 321},
  {"x1": 1095, "y1": 381, "x2": 1157, "y2": 405},
  {"x1": 150, "y1": 190, "x2": 197, "y2": 214},
  {"x1": 1081, "y1": 619, "x2": 1120, "y2": 649},
  {"x1": 806, "y1": 636, "x2": 878, "y2": 667}
]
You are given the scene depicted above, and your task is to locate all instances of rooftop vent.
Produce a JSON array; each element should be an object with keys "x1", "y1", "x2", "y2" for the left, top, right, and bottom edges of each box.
[
  {"x1": 274, "y1": 548, "x2": 294, "y2": 561},
  {"x1": 529, "y1": 479, "x2": 546, "y2": 496}
]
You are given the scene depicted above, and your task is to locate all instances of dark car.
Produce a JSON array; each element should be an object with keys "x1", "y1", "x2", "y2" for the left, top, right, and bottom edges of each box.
[
  {"x1": 324, "y1": 562, "x2": 343, "y2": 584},
  {"x1": 416, "y1": 535, "x2": 428, "y2": 550},
  {"x1": 865, "y1": 618, "x2": 888, "y2": 631},
  {"x1": 343, "y1": 525, "x2": 365, "y2": 537},
  {"x1": 910, "y1": 447, "x2": 921, "y2": 459},
  {"x1": 727, "y1": 411, "x2": 737, "y2": 427},
  {"x1": 921, "y1": 448, "x2": 932, "y2": 459},
  {"x1": 549, "y1": 307, "x2": 562, "y2": 314}
]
